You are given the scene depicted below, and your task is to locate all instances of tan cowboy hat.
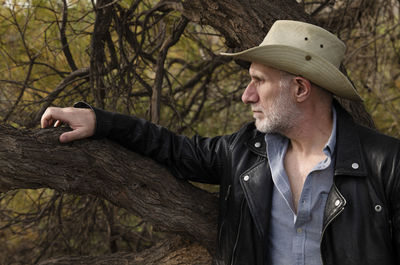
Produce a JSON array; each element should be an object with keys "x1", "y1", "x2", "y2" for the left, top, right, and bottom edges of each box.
[{"x1": 221, "y1": 20, "x2": 362, "y2": 101}]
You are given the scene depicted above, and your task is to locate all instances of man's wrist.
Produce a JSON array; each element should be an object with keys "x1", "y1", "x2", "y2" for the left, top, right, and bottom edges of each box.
[{"x1": 73, "y1": 101, "x2": 112, "y2": 139}]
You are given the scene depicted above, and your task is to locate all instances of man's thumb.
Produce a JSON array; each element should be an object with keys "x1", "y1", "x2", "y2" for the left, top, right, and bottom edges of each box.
[{"x1": 59, "y1": 130, "x2": 80, "y2": 143}]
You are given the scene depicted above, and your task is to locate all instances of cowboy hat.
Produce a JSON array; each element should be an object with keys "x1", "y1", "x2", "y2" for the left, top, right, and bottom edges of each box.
[{"x1": 221, "y1": 20, "x2": 361, "y2": 101}]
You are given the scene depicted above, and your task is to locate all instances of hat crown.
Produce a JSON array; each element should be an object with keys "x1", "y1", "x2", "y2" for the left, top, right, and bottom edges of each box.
[
  {"x1": 219, "y1": 20, "x2": 361, "y2": 101},
  {"x1": 261, "y1": 20, "x2": 346, "y2": 68}
]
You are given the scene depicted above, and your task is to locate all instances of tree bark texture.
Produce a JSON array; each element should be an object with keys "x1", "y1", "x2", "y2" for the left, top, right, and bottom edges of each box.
[
  {"x1": 180, "y1": 0, "x2": 312, "y2": 49},
  {"x1": 0, "y1": 125, "x2": 217, "y2": 255}
]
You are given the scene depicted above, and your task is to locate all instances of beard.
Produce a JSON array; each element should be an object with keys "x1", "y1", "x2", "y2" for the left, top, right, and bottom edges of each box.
[{"x1": 252, "y1": 86, "x2": 301, "y2": 134}]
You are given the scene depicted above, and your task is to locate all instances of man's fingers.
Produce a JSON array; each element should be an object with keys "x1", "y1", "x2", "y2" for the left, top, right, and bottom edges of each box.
[
  {"x1": 41, "y1": 115, "x2": 50, "y2": 128},
  {"x1": 41, "y1": 107, "x2": 72, "y2": 128},
  {"x1": 54, "y1": 120, "x2": 62, "y2": 127},
  {"x1": 41, "y1": 107, "x2": 61, "y2": 128}
]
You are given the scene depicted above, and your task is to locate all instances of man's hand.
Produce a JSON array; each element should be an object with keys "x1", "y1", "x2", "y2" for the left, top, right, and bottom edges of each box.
[{"x1": 41, "y1": 107, "x2": 96, "y2": 143}]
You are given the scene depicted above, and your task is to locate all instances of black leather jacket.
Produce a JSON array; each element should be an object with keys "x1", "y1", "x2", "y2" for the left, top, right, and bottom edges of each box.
[{"x1": 79, "y1": 101, "x2": 400, "y2": 265}]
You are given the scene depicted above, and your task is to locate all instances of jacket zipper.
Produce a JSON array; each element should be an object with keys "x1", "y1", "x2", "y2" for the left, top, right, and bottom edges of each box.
[
  {"x1": 230, "y1": 198, "x2": 245, "y2": 265},
  {"x1": 319, "y1": 185, "x2": 346, "y2": 265}
]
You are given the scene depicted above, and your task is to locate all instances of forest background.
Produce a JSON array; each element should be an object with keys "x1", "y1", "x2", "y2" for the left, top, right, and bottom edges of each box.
[{"x1": 0, "y1": 0, "x2": 399, "y2": 264}]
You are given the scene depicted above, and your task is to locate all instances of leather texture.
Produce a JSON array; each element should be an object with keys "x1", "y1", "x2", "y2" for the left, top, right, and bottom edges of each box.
[{"x1": 79, "y1": 100, "x2": 400, "y2": 265}]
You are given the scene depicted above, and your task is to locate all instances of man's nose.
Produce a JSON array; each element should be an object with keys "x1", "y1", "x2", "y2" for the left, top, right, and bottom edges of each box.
[{"x1": 242, "y1": 82, "x2": 259, "y2": 104}]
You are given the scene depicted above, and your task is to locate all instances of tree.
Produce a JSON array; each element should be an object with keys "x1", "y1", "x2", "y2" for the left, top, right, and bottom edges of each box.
[{"x1": 0, "y1": 0, "x2": 398, "y2": 264}]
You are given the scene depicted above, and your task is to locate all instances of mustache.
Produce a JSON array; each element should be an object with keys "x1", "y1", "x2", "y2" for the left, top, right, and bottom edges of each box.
[{"x1": 251, "y1": 105, "x2": 263, "y2": 112}]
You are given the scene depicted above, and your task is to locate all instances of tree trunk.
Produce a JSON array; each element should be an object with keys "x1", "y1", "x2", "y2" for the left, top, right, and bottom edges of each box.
[
  {"x1": 0, "y1": 125, "x2": 218, "y2": 249},
  {"x1": 180, "y1": 0, "x2": 311, "y2": 49},
  {"x1": 0, "y1": 124, "x2": 217, "y2": 263}
]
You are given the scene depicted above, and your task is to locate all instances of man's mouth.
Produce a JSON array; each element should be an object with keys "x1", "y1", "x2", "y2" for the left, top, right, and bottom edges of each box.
[{"x1": 252, "y1": 110, "x2": 263, "y2": 119}]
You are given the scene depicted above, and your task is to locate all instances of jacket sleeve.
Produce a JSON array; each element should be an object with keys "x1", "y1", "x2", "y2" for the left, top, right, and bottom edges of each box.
[{"x1": 74, "y1": 102, "x2": 233, "y2": 184}]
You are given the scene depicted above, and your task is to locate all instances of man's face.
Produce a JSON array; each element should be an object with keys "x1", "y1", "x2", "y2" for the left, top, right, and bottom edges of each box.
[{"x1": 242, "y1": 63, "x2": 300, "y2": 134}]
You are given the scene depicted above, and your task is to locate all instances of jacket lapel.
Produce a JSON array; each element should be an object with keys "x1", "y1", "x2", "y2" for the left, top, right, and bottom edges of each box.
[
  {"x1": 240, "y1": 133, "x2": 272, "y2": 238},
  {"x1": 323, "y1": 102, "x2": 368, "y2": 229}
]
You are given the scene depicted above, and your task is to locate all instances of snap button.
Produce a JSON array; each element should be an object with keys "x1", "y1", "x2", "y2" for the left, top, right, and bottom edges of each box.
[
  {"x1": 254, "y1": 142, "x2": 261, "y2": 148},
  {"x1": 375, "y1": 205, "x2": 382, "y2": 212},
  {"x1": 243, "y1": 175, "x2": 250, "y2": 182},
  {"x1": 334, "y1": 199, "x2": 340, "y2": 207},
  {"x1": 352, "y1": 163, "x2": 359, "y2": 169}
]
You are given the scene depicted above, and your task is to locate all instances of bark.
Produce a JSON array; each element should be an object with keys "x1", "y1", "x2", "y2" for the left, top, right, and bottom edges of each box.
[
  {"x1": 0, "y1": 125, "x2": 217, "y2": 259},
  {"x1": 179, "y1": 0, "x2": 311, "y2": 49}
]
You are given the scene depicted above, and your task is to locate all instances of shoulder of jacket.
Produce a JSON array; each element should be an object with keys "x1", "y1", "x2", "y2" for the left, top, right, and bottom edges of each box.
[
  {"x1": 356, "y1": 123, "x2": 400, "y2": 147},
  {"x1": 229, "y1": 122, "x2": 258, "y2": 144}
]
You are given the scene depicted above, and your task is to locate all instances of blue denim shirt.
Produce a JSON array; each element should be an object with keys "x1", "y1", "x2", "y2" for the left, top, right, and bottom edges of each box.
[{"x1": 266, "y1": 108, "x2": 337, "y2": 265}]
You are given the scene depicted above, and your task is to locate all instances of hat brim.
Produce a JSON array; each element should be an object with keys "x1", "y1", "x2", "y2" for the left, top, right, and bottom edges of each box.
[{"x1": 221, "y1": 45, "x2": 362, "y2": 101}]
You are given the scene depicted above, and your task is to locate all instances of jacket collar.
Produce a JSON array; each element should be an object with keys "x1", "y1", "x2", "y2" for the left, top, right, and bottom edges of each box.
[
  {"x1": 333, "y1": 101, "x2": 368, "y2": 177},
  {"x1": 246, "y1": 132, "x2": 267, "y2": 157}
]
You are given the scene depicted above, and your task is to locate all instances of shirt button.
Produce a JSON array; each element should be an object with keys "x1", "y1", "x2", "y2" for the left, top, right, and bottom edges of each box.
[
  {"x1": 254, "y1": 142, "x2": 261, "y2": 148},
  {"x1": 243, "y1": 175, "x2": 250, "y2": 182},
  {"x1": 375, "y1": 205, "x2": 383, "y2": 212},
  {"x1": 334, "y1": 199, "x2": 341, "y2": 207},
  {"x1": 297, "y1": 228, "x2": 303, "y2": 233},
  {"x1": 352, "y1": 163, "x2": 359, "y2": 169}
]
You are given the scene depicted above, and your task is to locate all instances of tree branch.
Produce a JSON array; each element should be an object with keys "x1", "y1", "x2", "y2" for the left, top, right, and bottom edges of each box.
[
  {"x1": 2, "y1": 57, "x2": 36, "y2": 122},
  {"x1": 59, "y1": 0, "x2": 78, "y2": 71},
  {"x1": 310, "y1": 0, "x2": 331, "y2": 17},
  {"x1": 90, "y1": 0, "x2": 115, "y2": 109},
  {"x1": 151, "y1": 16, "x2": 189, "y2": 124},
  {"x1": 0, "y1": 125, "x2": 218, "y2": 252}
]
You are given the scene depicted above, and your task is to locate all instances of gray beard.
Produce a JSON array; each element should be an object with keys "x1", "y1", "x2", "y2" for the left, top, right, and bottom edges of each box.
[{"x1": 254, "y1": 87, "x2": 301, "y2": 134}]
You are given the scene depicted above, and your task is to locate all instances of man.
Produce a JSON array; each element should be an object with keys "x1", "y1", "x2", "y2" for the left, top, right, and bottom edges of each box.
[{"x1": 41, "y1": 21, "x2": 400, "y2": 264}]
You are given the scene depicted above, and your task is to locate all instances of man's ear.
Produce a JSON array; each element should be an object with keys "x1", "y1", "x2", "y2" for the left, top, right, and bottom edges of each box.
[{"x1": 293, "y1": 77, "x2": 311, "y2": 102}]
